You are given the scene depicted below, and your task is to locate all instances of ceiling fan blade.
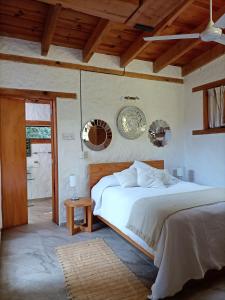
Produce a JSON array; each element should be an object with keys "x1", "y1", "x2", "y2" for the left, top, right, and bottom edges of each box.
[
  {"x1": 214, "y1": 13, "x2": 225, "y2": 29},
  {"x1": 215, "y1": 34, "x2": 225, "y2": 45},
  {"x1": 143, "y1": 33, "x2": 200, "y2": 41}
]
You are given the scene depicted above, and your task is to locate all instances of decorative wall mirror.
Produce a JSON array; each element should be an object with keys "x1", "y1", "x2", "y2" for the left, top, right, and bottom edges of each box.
[
  {"x1": 117, "y1": 106, "x2": 147, "y2": 139},
  {"x1": 82, "y1": 119, "x2": 112, "y2": 151},
  {"x1": 148, "y1": 120, "x2": 171, "y2": 147}
]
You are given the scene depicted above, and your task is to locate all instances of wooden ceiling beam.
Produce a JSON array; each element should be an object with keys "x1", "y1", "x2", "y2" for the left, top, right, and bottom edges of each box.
[
  {"x1": 83, "y1": 19, "x2": 113, "y2": 63},
  {"x1": 37, "y1": 0, "x2": 139, "y2": 23},
  {"x1": 125, "y1": 0, "x2": 153, "y2": 26},
  {"x1": 120, "y1": 0, "x2": 195, "y2": 67},
  {"x1": 153, "y1": 5, "x2": 225, "y2": 73},
  {"x1": 41, "y1": 3, "x2": 61, "y2": 56},
  {"x1": 182, "y1": 44, "x2": 225, "y2": 76}
]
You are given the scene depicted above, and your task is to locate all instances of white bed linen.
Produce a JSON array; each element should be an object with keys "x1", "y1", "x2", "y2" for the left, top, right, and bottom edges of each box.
[{"x1": 92, "y1": 181, "x2": 225, "y2": 300}]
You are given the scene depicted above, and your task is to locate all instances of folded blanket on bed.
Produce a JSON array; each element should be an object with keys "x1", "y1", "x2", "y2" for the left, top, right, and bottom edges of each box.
[{"x1": 126, "y1": 188, "x2": 225, "y2": 250}]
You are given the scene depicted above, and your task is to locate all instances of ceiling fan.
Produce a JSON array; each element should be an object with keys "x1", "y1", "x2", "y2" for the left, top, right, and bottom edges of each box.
[{"x1": 143, "y1": 0, "x2": 225, "y2": 45}]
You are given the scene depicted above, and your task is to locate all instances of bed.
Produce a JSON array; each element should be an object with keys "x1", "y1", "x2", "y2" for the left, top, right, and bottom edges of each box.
[{"x1": 89, "y1": 161, "x2": 225, "y2": 300}]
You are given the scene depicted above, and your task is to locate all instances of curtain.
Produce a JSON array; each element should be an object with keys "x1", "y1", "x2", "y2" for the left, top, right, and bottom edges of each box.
[{"x1": 208, "y1": 85, "x2": 225, "y2": 128}]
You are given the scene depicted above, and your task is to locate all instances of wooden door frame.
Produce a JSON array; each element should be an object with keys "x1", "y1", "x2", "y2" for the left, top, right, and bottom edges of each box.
[{"x1": 25, "y1": 98, "x2": 59, "y2": 224}]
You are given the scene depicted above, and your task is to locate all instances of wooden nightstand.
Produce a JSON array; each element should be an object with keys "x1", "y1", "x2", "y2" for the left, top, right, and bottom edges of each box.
[{"x1": 64, "y1": 198, "x2": 93, "y2": 235}]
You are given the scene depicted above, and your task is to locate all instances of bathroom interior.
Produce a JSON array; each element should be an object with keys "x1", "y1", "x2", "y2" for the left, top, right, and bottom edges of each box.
[{"x1": 26, "y1": 101, "x2": 53, "y2": 223}]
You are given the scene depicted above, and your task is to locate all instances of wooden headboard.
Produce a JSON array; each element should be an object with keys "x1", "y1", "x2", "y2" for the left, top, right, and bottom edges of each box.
[{"x1": 89, "y1": 160, "x2": 164, "y2": 190}]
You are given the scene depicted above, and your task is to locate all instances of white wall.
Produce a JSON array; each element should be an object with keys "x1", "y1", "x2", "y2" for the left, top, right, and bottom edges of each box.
[
  {"x1": 0, "y1": 37, "x2": 185, "y2": 224},
  {"x1": 183, "y1": 55, "x2": 225, "y2": 187},
  {"x1": 57, "y1": 73, "x2": 185, "y2": 223},
  {"x1": 0, "y1": 37, "x2": 182, "y2": 78}
]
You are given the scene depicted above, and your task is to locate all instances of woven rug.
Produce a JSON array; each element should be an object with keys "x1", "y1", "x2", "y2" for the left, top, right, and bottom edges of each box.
[{"x1": 56, "y1": 238, "x2": 149, "y2": 300}]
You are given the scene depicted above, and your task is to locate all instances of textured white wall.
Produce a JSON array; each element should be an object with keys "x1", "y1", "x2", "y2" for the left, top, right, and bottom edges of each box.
[
  {"x1": 0, "y1": 37, "x2": 185, "y2": 224},
  {"x1": 0, "y1": 37, "x2": 182, "y2": 78},
  {"x1": 183, "y1": 55, "x2": 225, "y2": 187},
  {"x1": 57, "y1": 72, "x2": 185, "y2": 224}
]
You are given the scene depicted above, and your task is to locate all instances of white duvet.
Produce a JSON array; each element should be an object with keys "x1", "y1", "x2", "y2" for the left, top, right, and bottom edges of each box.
[{"x1": 92, "y1": 180, "x2": 225, "y2": 300}]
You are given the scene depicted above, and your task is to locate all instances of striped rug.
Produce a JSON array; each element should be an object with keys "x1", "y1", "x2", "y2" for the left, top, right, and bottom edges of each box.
[{"x1": 56, "y1": 238, "x2": 148, "y2": 300}]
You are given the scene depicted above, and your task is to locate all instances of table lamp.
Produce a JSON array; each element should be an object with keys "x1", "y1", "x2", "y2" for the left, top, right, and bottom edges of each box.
[{"x1": 69, "y1": 174, "x2": 79, "y2": 200}]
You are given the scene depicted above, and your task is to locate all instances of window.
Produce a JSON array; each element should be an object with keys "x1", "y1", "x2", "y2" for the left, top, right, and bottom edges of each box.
[
  {"x1": 192, "y1": 78, "x2": 225, "y2": 135},
  {"x1": 26, "y1": 126, "x2": 51, "y2": 139},
  {"x1": 208, "y1": 86, "x2": 225, "y2": 128}
]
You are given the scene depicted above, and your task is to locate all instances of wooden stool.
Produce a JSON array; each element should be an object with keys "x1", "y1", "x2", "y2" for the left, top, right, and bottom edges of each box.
[{"x1": 64, "y1": 198, "x2": 92, "y2": 235}]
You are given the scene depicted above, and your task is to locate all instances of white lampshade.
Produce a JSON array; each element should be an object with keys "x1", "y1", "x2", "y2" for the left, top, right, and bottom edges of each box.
[
  {"x1": 176, "y1": 168, "x2": 184, "y2": 177},
  {"x1": 69, "y1": 174, "x2": 76, "y2": 187}
]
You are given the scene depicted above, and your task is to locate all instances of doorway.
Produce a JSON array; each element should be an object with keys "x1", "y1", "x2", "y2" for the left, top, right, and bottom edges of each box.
[
  {"x1": 26, "y1": 100, "x2": 53, "y2": 224},
  {"x1": 0, "y1": 97, "x2": 59, "y2": 228}
]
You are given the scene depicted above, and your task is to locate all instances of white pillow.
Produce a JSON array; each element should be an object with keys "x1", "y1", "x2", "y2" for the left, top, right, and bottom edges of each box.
[
  {"x1": 163, "y1": 169, "x2": 179, "y2": 186},
  {"x1": 133, "y1": 161, "x2": 179, "y2": 186},
  {"x1": 136, "y1": 168, "x2": 165, "y2": 188},
  {"x1": 132, "y1": 161, "x2": 163, "y2": 178},
  {"x1": 132, "y1": 160, "x2": 152, "y2": 171},
  {"x1": 114, "y1": 167, "x2": 137, "y2": 188}
]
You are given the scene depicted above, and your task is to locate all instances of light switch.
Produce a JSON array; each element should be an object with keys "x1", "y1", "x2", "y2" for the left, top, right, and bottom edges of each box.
[
  {"x1": 80, "y1": 151, "x2": 88, "y2": 159},
  {"x1": 62, "y1": 133, "x2": 75, "y2": 140}
]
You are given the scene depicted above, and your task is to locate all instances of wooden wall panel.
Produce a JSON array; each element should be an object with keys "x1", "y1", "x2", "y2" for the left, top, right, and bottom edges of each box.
[{"x1": 0, "y1": 98, "x2": 28, "y2": 228}]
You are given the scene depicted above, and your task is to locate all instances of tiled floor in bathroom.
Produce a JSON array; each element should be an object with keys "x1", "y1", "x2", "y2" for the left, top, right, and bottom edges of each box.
[
  {"x1": 0, "y1": 198, "x2": 224, "y2": 300},
  {"x1": 28, "y1": 198, "x2": 53, "y2": 224}
]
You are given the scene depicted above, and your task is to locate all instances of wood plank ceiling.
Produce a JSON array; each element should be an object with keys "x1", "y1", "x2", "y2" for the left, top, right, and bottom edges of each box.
[{"x1": 0, "y1": 0, "x2": 224, "y2": 76}]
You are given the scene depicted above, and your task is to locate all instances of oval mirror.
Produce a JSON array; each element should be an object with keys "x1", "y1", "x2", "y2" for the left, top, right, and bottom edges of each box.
[
  {"x1": 148, "y1": 120, "x2": 171, "y2": 147},
  {"x1": 82, "y1": 119, "x2": 112, "y2": 151}
]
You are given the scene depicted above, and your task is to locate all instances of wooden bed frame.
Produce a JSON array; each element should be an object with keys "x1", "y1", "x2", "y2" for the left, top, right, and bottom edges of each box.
[{"x1": 89, "y1": 160, "x2": 164, "y2": 260}]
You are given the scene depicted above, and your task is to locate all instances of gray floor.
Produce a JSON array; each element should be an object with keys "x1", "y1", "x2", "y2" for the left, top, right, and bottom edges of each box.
[{"x1": 0, "y1": 199, "x2": 224, "y2": 300}]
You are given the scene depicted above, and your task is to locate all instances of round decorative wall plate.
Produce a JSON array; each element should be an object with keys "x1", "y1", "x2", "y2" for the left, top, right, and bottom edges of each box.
[{"x1": 117, "y1": 106, "x2": 147, "y2": 139}]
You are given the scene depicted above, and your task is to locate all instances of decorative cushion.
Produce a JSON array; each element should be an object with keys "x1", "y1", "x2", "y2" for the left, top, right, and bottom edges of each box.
[
  {"x1": 136, "y1": 167, "x2": 165, "y2": 188},
  {"x1": 132, "y1": 161, "x2": 179, "y2": 187},
  {"x1": 163, "y1": 169, "x2": 180, "y2": 186},
  {"x1": 114, "y1": 167, "x2": 137, "y2": 188},
  {"x1": 131, "y1": 160, "x2": 152, "y2": 171}
]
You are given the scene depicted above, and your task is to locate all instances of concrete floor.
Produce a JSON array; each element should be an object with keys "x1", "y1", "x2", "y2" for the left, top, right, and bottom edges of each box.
[{"x1": 0, "y1": 199, "x2": 224, "y2": 300}]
